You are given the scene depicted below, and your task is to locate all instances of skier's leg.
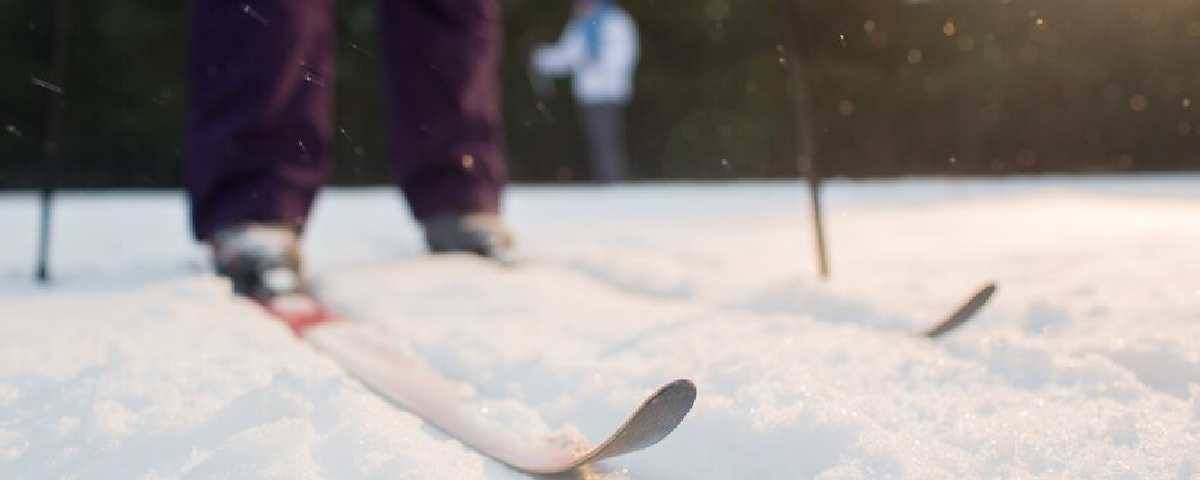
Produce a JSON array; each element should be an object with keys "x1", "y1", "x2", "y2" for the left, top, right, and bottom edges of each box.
[
  {"x1": 377, "y1": 0, "x2": 507, "y2": 221},
  {"x1": 579, "y1": 103, "x2": 629, "y2": 183},
  {"x1": 378, "y1": 0, "x2": 511, "y2": 255},
  {"x1": 186, "y1": 0, "x2": 336, "y2": 242}
]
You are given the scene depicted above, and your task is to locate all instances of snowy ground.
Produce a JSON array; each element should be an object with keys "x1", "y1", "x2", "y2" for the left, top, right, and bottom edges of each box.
[{"x1": 1, "y1": 175, "x2": 1198, "y2": 479}]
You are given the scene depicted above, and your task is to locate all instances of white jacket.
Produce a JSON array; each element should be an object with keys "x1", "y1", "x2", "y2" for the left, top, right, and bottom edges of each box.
[{"x1": 532, "y1": 7, "x2": 639, "y2": 104}]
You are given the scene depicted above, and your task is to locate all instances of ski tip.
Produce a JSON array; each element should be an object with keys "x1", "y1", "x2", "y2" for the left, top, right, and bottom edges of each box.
[
  {"x1": 662, "y1": 378, "x2": 697, "y2": 394},
  {"x1": 630, "y1": 378, "x2": 697, "y2": 444},
  {"x1": 974, "y1": 282, "x2": 999, "y2": 308},
  {"x1": 656, "y1": 379, "x2": 698, "y2": 415},
  {"x1": 921, "y1": 281, "x2": 999, "y2": 339},
  {"x1": 576, "y1": 378, "x2": 697, "y2": 468},
  {"x1": 653, "y1": 379, "x2": 697, "y2": 417},
  {"x1": 512, "y1": 379, "x2": 697, "y2": 475},
  {"x1": 981, "y1": 281, "x2": 998, "y2": 295}
]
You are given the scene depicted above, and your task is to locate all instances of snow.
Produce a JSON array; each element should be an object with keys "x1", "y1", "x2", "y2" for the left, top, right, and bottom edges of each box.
[{"x1": 1, "y1": 175, "x2": 1199, "y2": 479}]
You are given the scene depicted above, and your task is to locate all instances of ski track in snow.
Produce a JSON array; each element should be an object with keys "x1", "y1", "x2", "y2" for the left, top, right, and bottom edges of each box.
[{"x1": 1, "y1": 176, "x2": 1199, "y2": 479}]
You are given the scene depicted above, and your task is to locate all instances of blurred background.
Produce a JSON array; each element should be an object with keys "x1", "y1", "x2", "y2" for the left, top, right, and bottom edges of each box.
[{"x1": 3, "y1": 0, "x2": 1200, "y2": 188}]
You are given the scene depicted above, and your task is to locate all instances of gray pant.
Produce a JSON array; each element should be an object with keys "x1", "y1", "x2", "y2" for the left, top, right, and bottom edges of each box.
[{"x1": 579, "y1": 102, "x2": 629, "y2": 183}]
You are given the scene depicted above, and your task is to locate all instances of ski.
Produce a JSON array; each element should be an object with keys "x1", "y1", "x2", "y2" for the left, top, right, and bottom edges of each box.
[
  {"x1": 495, "y1": 255, "x2": 997, "y2": 340},
  {"x1": 918, "y1": 282, "x2": 998, "y2": 339},
  {"x1": 256, "y1": 293, "x2": 696, "y2": 475}
]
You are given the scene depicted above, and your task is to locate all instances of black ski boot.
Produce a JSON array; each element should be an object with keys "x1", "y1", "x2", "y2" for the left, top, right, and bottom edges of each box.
[
  {"x1": 210, "y1": 223, "x2": 304, "y2": 299},
  {"x1": 421, "y1": 212, "x2": 513, "y2": 258}
]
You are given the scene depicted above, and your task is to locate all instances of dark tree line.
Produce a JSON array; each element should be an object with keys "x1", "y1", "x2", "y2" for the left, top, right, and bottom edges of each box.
[{"x1": 2, "y1": 0, "x2": 1199, "y2": 189}]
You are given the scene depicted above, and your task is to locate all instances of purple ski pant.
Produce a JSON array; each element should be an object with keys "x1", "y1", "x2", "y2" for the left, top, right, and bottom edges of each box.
[{"x1": 186, "y1": 0, "x2": 506, "y2": 241}]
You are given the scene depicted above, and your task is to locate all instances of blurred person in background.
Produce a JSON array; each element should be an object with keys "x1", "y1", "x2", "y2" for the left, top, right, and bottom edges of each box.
[
  {"x1": 532, "y1": 0, "x2": 639, "y2": 184},
  {"x1": 187, "y1": 0, "x2": 512, "y2": 299}
]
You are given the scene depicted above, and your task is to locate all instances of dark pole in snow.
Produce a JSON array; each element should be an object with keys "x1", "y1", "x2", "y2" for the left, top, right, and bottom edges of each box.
[
  {"x1": 37, "y1": 0, "x2": 70, "y2": 283},
  {"x1": 779, "y1": 0, "x2": 830, "y2": 280}
]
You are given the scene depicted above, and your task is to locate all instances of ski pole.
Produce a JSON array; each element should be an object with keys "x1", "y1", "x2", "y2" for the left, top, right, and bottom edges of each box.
[
  {"x1": 37, "y1": 0, "x2": 70, "y2": 284},
  {"x1": 779, "y1": 0, "x2": 830, "y2": 279}
]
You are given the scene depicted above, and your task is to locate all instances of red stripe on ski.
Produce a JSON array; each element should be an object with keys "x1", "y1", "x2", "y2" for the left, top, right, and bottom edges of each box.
[{"x1": 258, "y1": 294, "x2": 340, "y2": 335}]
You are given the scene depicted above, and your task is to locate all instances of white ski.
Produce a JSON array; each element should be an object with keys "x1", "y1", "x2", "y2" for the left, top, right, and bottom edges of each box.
[{"x1": 263, "y1": 295, "x2": 696, "y2": 474}]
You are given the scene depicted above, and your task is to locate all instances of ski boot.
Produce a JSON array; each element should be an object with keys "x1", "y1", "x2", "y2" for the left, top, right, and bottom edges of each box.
[
  {"x1": 210, "y1": 223, "x2": 304, "y2": 300},
  {"x1": 421, "y1": 212, "x2": 513, "y2": 259}
]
